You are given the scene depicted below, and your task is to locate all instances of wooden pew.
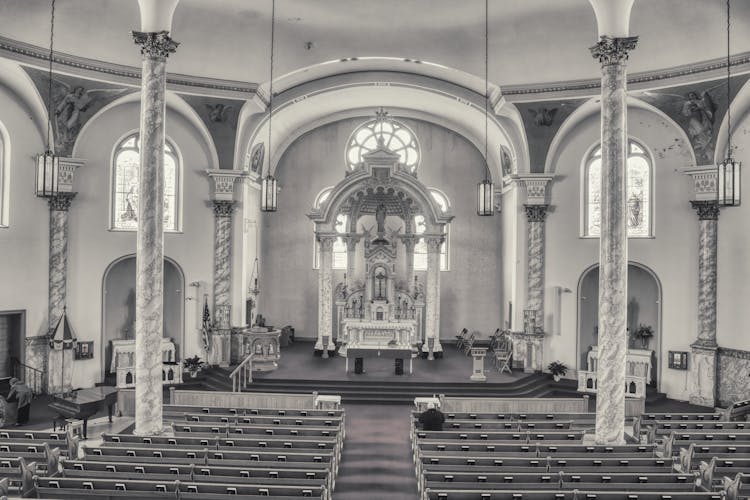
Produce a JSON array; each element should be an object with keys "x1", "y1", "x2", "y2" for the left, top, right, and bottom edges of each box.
[
  {"x1": 722, "y1": 472, "x2": 750, "y2": 500},
  {"x1": 640, "y1": 413, "x2": 724, "y2": 422},
  {"x1": 422, "y1": 489, "x2": 723, "y2": 500},
  {"x1": 433, "y1": 420, "x2": 574, "y2": 431},
  {"x1": 32, "y1": 476, "x2": 328, "y2": 499},
  {"x1": 414, "y1": 430, "x2": 584, "y2": 442},
  {"x1": 636, "y1": 418, "x2": 748, "y2": 438},
  {"x1": 417, "y1": 411, "x2": 596, "y2": 422},
  {"x1": 171, "y1": 423, "x2": 340, "y2": 438},
  {"x1": 163, "y1": 404, "x2": 343, "y2": 417},
  {"x1": 416, "y1": 442, "x2": 656, "y2": 458},
  {"x1": 102, "y1": 433, "x2": 339, "y2": 452},
  {"x1": 179, "y1": 413, "x2": 344, "y2": 427}
]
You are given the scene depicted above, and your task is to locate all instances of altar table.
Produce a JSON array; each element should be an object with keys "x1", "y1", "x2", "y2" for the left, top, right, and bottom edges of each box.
[{"x1": 345, "y1": 347, "x2": 413, "y2": 375}]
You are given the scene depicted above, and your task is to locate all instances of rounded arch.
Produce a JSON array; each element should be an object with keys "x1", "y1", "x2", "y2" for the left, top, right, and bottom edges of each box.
[
  {"x1": 0, "y1": 59, "x2": 49, "y2": 142},
  {"x1": 714, "y1": 77, "x2": 750, "y2": 164},
  {"x1": 545, "y1": 96, "x2": 696, "y2": 173},
  {"x1": 575, "y1": 260, "x2": 663, "y2": 391},
  {"x1": 238, "y1": 71, "x2": 525, "y2": 182},
  {"x1": 0, "y1": 117, "x2": 10, "y2": 227},
  {"x1": 73, "y1": 90, "x2": 220, "y2": 169},
  {"x1": 100, "y1": 254, "x2": 185, "y2": 380}
]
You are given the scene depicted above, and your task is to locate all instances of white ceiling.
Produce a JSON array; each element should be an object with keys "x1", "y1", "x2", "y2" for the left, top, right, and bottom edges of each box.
[{"x1": 1, "y1": 0, "x2": 748, "y2": 89}]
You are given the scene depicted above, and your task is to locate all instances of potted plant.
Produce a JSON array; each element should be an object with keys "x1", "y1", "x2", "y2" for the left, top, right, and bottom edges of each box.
[
  {"x1": 633, "y1": 324, "x2": 654, "y2": 349},
  {"x1": 548, "y1": 361, "x2": 568, "y2": 382},
  {"x1": 183, "y1": 355, "x2": 206, "y2": 378}
]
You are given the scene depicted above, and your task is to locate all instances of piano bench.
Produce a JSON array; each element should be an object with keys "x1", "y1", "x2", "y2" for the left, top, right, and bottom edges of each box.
[{"x1": 53, "y1": 417, "x2": 84, "y2": 437}]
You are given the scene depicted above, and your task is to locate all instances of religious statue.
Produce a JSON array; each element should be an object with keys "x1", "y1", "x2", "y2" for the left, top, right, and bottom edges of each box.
[
  {"x1": 375, "y1": 203, "x2": 387, "y2": 235},
  {"x1": 250, "y1": 143, "x2": 265, "y2": 173},
  {"x1": 254, "y1": 314, "x2": 266, "y2": 328}
]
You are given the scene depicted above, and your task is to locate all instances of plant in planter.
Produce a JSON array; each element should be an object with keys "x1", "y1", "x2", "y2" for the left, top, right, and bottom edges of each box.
[
  {"x1": 548, "y1": 361, "x2": 568, "y2": 382},
  {"x1": 633, "y1": 324, "x2": 654, "y2": 349},
  {"x1": 183, "y1": 355, "x2": 206, "y2": 378}
]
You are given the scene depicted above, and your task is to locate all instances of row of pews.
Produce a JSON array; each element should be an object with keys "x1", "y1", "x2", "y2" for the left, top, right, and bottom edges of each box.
[
  {"x1": 411, "y1": 399, "x2": 750, "y2": 500},
  {"x1": 0, "y1": 400, "x2": 345, "y2": 499}
]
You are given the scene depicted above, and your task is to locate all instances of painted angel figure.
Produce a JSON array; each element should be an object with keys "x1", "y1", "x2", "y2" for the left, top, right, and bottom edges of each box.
[
  {"x1": 681, "y1": 91, "x2": 716, "y2": 161},
  {"x1": 52, "y1": 81, "x2": 127, "y2": 150}
]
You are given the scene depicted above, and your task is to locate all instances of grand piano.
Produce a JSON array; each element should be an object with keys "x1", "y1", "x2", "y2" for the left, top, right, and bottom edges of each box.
[{"x1": 48, "y1": 386, "x2": 118, "y2": 438}]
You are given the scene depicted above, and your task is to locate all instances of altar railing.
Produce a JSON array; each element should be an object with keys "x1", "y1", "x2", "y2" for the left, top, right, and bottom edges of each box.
[{"x1": 577, "y1": 346, "x2": 652, "y2": 399}]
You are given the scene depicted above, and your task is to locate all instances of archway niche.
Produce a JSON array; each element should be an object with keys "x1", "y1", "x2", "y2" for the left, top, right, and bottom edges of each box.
[
  {"x1": 577, "y1": 262, "x2": 661, "y2": 389},
  {"x1": 101, "y1": 255, "x2": 184, "y2": 380}
]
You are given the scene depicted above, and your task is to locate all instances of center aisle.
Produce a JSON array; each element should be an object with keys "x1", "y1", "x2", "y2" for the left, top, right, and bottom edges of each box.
[{"x1": 335, "y1": 403, "x2": 419, "y2": 500}]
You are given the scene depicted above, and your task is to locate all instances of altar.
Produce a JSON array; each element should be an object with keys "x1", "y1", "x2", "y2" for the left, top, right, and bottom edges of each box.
[{"x1": 110, "y1": 338, "x2": 181, "y2": 388}]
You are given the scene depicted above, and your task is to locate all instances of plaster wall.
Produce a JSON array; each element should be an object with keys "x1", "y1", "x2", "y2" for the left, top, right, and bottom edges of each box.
[
  {"x1": 261, "y1": 117, "x2": 503, "y2": 341},
  {"x1": 544, "y1": 106, "x2": 698, "y2": 401}
]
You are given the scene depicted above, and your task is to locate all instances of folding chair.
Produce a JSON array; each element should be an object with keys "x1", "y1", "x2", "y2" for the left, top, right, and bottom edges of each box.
[
  {"x1": 494, "y1": 349, "x2": 512, "y2": 374},
  {"x1": 455, "y1": 328, "x2": 469, "y2": 350},
  {"x1": 461, "y1": 332, "x2": 476, "y2": 355}
]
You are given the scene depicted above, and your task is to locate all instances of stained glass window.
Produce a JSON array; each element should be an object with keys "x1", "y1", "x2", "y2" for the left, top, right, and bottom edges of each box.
[
  {"x1": 346, "y1": 119, "x2": 419, "y2": 172},
  {"x1": 112, "y1": 134, "x2": 179, "y2": 231},
  {"x1": 585, "y1": 140, "x2": 651, "y2": 238}
]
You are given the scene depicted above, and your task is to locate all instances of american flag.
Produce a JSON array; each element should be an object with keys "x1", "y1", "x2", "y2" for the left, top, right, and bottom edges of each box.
[{"x1": 201, "y1": 294, "x2": 212, "y2": 352}]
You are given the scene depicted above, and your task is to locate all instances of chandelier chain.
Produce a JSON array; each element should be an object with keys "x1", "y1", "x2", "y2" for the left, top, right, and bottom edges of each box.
[
  {"x1": 47, "y1": 0, "x2": 56, "y2": 152},
  {"x1": 484, "y1": 0, "x2": 489, "y2": 181},
  {"x1": 267, "y1": 0, "x2": 275, "y2": 177},
  {"x1": 726, "y1": 0, "x2": 732, "y2": 157}
]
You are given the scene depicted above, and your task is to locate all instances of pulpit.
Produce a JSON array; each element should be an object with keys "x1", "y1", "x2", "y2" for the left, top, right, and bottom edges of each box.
[
  {"x1": 577, "y1": 345, "x2": 652, "y2": 398},
  {"x1": 231, "y1": 326, "x2": 281, "y2": 372},
  {"x1": 110, "y1": 338, "x2": 181, "y2": 388}
]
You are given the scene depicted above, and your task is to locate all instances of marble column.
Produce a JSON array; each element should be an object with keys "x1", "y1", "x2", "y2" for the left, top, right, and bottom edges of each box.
[
  {"x1": 316, "y1": 235, "x2": 336, "y2": 357},
  {"x1": 132, "y1": 30, "x2": 178, "y2": 436},
  {"x1": 211, "y1": 200, "x2": 235, "y2": 367},
  {"x1": 47, "y1": 193, "x2": 76, "y2": 394},
  {"x1": 401, "y1": 236, "x2": 417, "y2": 292},
  {"x1": 343, "y1": 235, "x2": 360, "y2": 284},
  {"x1": 524, "y1": 204, "x2": 548, "y2": 331},
  {"x1": 591, "y1": 35, "x2": 638, "y2": 445},
  {"x1": 689, "y1": 201, "x2": 720, "y2": 407},
  {"x1": 424, "y1": 236, "x2": 444, "y2": 360}
]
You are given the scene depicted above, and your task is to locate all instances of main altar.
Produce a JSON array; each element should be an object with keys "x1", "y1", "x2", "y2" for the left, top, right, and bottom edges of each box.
[{"x1": 308, "y1": 116, "x2": 453, "y2": 361}]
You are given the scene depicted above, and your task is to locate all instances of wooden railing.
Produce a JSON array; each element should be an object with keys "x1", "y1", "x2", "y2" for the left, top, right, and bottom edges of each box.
[
  {"x1": 229, "y1": 353, "x2": 254, "y2": 392},
  {"x1": 10, "y1": 357, "x2": 44, "y2": 395}
]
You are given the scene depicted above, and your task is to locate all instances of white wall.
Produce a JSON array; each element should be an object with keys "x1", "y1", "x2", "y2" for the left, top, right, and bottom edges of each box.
[{"x1": 543, "y1": 106, "x2": 698, "y2": 401}]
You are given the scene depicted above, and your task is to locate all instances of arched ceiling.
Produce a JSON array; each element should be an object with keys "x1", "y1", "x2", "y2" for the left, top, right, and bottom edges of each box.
[{"x1": 2, "y1": 0, "x2": 748, "y2": 90}]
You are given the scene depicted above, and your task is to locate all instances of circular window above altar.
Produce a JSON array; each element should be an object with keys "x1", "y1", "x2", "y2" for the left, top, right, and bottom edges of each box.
[{"x1": 346, "y1": 119, "x2": 420, "y2": 172}]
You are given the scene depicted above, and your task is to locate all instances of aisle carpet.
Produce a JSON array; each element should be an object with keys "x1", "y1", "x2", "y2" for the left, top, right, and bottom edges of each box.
[{"x1": 334, "y1": 403, "x2": 418, "y2": 500}]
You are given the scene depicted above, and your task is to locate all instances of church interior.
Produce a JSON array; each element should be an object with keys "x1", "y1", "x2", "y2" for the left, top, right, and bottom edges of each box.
[{"x1": 0, "y1": 0, "x2": 749, "y2": 498}]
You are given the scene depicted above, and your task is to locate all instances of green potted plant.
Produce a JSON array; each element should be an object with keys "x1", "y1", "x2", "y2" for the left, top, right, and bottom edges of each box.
[
  {"x1": 633, "y1": 324, "x2": 654, "y2": 349},
  {"x1": 183, "y1": 355, "x2": 206, "y2": 378},
  {"x1": 548, "y1": 361, "x2": 568, "y2": 382}
]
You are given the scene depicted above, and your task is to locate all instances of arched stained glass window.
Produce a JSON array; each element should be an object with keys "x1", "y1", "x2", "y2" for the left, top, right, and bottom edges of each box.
[
  {"x1": 112, "y1": 134, "x2": 179, "y2": 231},
  {"x1": 346, "y1": 119, "x2": 419, "y2": 172},
  {"x1": 584, "y1": 140, "x2": 652, "y2": 238}
]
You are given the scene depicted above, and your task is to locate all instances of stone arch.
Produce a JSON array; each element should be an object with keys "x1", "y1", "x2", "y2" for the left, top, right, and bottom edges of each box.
[{"x1": 576, "y1": 261, "x2": 663, "y2": 391}]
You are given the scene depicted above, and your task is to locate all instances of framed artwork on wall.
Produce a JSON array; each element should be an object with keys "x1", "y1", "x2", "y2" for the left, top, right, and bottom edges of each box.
[
  {"x1": 668, "y1": 351, "x2": 688, "y2": 370},
  {"x1": 75, "y1": 341, "x2": 94, "y2": 360}
]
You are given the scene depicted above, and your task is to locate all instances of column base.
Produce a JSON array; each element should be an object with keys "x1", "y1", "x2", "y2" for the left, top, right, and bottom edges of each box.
[{"x1": 689, "y1": 342, "x2": 718, "y2": 408}]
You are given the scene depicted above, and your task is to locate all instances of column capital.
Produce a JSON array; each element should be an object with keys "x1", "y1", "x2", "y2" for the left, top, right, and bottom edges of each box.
[
  {"x1": 690, "y1": 200, "x2": 720, "y2": 221},
  {"x1": 425, "y1": 235, "x2": 445, "y2": 252},
  {"x1": 132, "y1": 31, "x2": 179, "y2": 59},
  {"x1": 212, "y1": 200, "x2": 236, "y2": 217},
  {"x1": 524, "y1": 204, "x2": 549, "y2": 222},
  {"x1": 400, "y1": 234, "x2": 419, "y2": 252},
  {"x1": 342, "y1": 234, "x2": 361, "y2": 251},
  {"x1": 316, "y1": 233, "x2": 338, "y2": 252},
  {"x1": 680, "y1": 165, "x2": 719, "y2": 201},
  {"x1": 590, "y1": 36, "x2": 638, "y2": 66},
  {"x1": 517, "y1": 175, "x2": 554, "y2": 205},
  {"x1": 206, "y1": 169, "x2": 249, "y2": 202},
  {"x1": 48, "y1": 192, "x2": 77, "y2": 212}
]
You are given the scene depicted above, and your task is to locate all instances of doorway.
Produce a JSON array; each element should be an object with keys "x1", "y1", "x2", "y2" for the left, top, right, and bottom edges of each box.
[
  {"x1": 0, "y1": 310, "x2": 24, "y2": 379},
  {"x1": 577, "y1": 262, "x2": 662, "y2": 389}
]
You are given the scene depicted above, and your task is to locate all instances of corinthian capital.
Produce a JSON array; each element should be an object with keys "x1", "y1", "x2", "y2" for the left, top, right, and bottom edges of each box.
[
  {"x1": 524, "y1": 204, "x2": 549, "y2": 223},
  {"x1": 132, "y1": 31, "x2": 179, "y2": 59},
  {"x1": 213, "y1": 200, "x2": 235, "y2": 217},
  {"x1": 48, "y1": 192, "x2": 77, "y2": 212},
  {"x1": 690, "y1": 200, "x2": 720, "y2": 221},
  {"x1": 590, "y1": 36, "x2": 638, "y2": 66}
]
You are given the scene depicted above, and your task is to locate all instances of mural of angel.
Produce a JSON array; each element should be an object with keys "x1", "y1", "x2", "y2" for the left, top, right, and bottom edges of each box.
[
  {"x1": 681, "y1": 91, "x2": 716, "y2": 162},
  {"x1": 250, "y1": 143, "x2": 265, "y2": 173},
  {"x1": 52, "y1": 81, "x2": 127, "y2": 154},
  {"x1": 528, "y1": 107, "x2": 558, "y2": 127},
  {"x1": 206, "y1": 103, "x2": 234, "y2": 123}
]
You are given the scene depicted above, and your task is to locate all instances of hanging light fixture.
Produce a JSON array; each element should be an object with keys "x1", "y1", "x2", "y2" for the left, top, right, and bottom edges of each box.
[
  {"x1": 249, "y1": 257, "x2": 260, "y2": 296},
  {"x1": 718, "y1": 0, "x2": 741, "y2": 207},
  {"x1": 36, "y1": 0, "x2": 59, "y2": 198},
  {"x1": 261, "y1": 0, "x2": 278, "y2": 212},
  {"x1": 477, "y1": 0, "x2": 494, "y2": 216}
]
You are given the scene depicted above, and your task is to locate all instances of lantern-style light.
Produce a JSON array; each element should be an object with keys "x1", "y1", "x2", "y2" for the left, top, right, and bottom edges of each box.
[
  {"x1": 36, "y1": 151, "x2": 60, "y2": 197},
  {"x1": 249, "y1": 257, "x2": 261, "y2": 295},
  {"x1": 476, "y1": 0, "x2": 495, "y2": 217},
  {"x1": 261, "y1": 174, "x2": 277, "y2": 212},
  {"x1": 477, "y1": 178, "x2": 494, "y2": 216},
  {"x1": 36, "y1": 0, "x2": 59, "y2": 198},
  {"x1": 717, "y1": 0, "x2": 741, "y2": 207}
]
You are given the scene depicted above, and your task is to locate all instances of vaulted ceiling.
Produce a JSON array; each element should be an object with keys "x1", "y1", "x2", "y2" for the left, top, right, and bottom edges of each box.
[{"x1": 2, "y1": 0, "x2": 748, "y2": 90}]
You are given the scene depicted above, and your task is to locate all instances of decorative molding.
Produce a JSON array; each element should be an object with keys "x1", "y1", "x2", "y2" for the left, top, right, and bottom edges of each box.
[
  {"x1": 718, "y1": 347, "x2": 750, "y2": 361},
  {"x1": 47, "y1": 192, "x2": 76, "y2": 212},
  {"x1": 206, "y1": 169, "x2": 249, "y2": 202},
  {"x1": 212, "y1": 200, "x2": 235, "y2": 217},
  {"x1": 691, "y1": 339, "x2": 719, "y2": 353},
  {"x1": 131, "y1": 31, "x2": 179, "y2": 59},
  {"x1": 516, "y1": 175, "x2": 554, "y2": 205},
  {"x1": 681, "y1": 165, "x2": 719, "y2": 202},
  {"x1": 57, "y1": 157, "x2": 85, "y2": 193},
  {"x1": 524, "y1": 204, "x2": 549, "y2": 223},
  {"x1": 590, "y1": 36, "x2": 639, "y2": 66},
  {"x1": 690, "y1": 200, "x2": 720, "y2": 221}
]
